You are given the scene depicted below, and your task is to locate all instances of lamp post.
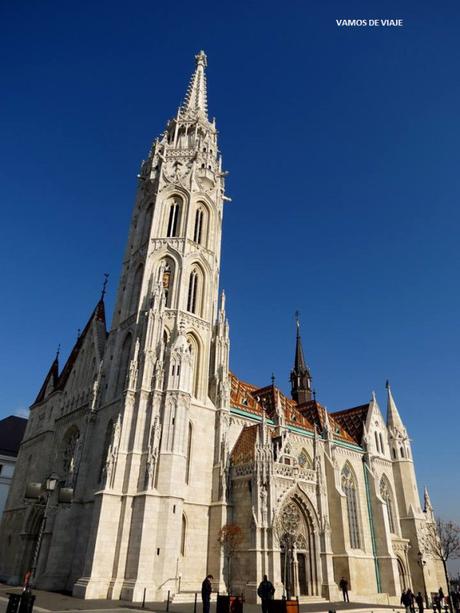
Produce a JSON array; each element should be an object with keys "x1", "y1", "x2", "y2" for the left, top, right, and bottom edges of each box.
[
  {"x1": 417, "y1": 551, "x2": 429, "y2": 608},
  {"x1": 29, "y1": 474, "x2": 59, "y2": 584}
]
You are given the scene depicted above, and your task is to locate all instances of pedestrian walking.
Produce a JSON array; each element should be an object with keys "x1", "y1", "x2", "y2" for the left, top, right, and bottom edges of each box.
[
  {"x1": 415, "y1": 591, "x2": 424, "y2": 613},
  {"x1": 433, "y1": 594, "x2": 442, "y2": 613},
  {"x1": 451, "y1": 590, "x2": 459, "y2": 613},
  {"x1": 257, "y1": 575, "x2": 275, "y2": 613},
  {"x1": 202, "y1": 574, "x2": 213, "y2": 613},
  {"x1": 439, "y1": 588, "x2": 445, "y2": 607},
  {"x1": 401, "y1": 589, "x2": 412, "y2": 613},
  {"x1": 409, "y1": 589, "x2": 416, "y2": 613},
  {"x1": 339, "y1": 577, "x2": 350, "y2": 603}
]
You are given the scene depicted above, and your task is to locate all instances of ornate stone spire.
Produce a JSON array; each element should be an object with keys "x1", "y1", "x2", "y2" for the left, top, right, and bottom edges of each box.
[
  {"x1": 386, "y1": 380, "x2": 405, "y2": 433},
  {"x1": 290, "y1": 313, "x2": 312, "y2": 404},
  {"x1": 181, "y1": 50, "x2": 208, "y2": 118}
]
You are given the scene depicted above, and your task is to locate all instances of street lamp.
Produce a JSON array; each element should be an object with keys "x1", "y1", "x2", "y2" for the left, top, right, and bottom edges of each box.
[
  {"x1": 417, "y1": 551, "x2": 429, "y2": 608},
  {"x1": 26, "y1": 474, "x2": 60, "y2": 585}
]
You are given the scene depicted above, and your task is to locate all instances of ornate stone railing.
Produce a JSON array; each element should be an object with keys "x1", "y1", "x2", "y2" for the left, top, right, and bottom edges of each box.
[{"x1": 274, "y1": 463, "x2": 316, "y2": 482}]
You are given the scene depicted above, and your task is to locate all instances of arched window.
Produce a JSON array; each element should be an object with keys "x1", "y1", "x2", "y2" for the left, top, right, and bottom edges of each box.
[
  {"x1": 379, "y1": 433, "x2": 384, "y2": 454},
  {"x1": 142, "y1": 204, "x2": 154, "y2": 244},
  {"x1": 392, "y1": 448, "x2": 397, "y2": 459},
  {"x1": 187, "y1": 334, "x2": 200, "y2": 398},
  {"x1": 187, "y1": 269, "x2": 199, "y2": 314},
  {"x1": 185, "y1": 422, "x2": 193, "y2": 484},
  {"x1": 297, "y1": 448, "x2": 313, "y2": 469},
  {"x1": 400, "y1": 447, "x2": 405, "y2": 458},
  {"x1": 158, "y1": 258, "x2": 175, "y2": 308},
  {"x1": 166, "y1": 199, "x2": 181, "y2": 237},
  {"x1": 99, "y1": 419, "x2": 114, "y2": 483},
  {"x1": 116, "y1": 333, "x2": 132, "y2": 395},
  {"x1": 62, "y1": 426, "x2": 80, "y2": 488},
  {"x1": 130, "y1": 264, "x2": 144, "y2": 313},
  {"x1": 380, "y1": 476, "x2": 396, "y2": 534},
  {"x1": 193, "y1": 203, "x2": 209, "y2": 246},
  {"x1": 341, "y1": 464, "x2": 361, "y2": 549},
  {"x1": 181, "y1": 514, "x2": 187, "y2": 556},
  {"x1": 374, "y1": 432, "x2": 380, "y2": 453}
]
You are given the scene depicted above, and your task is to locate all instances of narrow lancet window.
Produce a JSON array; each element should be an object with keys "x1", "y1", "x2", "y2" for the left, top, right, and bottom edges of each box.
[
  {"x1": 342, "y1": 464, "x2": 361, "y2": 549},
  {"x1": 194, "y1": 208, "x2": 204, "y2": 244},
  {"x1": 187, "y1": 270, "x2": 198, "y2": 314},
  {"x1": 167, "y1": 201, "x2": 181, "y2": 237}
]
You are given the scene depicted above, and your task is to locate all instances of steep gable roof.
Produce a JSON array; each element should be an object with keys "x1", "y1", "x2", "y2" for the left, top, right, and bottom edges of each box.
[
  {"x1": 331, "y1": 403, "x2": 370, "y2": 445},
  {"x1": 32, "y1": 299, "x2": 107, "y2": 406}
]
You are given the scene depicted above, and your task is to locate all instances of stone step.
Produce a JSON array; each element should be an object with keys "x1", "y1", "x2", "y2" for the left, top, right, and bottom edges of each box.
[
  {"x1": 172, "y1": 592, "x2": 218, "y2": 603},
  {"x1": 297, "y1": 596, "x2": 327, "y2": 603}
]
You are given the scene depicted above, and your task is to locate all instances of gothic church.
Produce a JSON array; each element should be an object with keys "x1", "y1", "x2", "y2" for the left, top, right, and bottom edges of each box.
[{"x1": 0, "y1": 52, "x2": 446, "y2": 604}]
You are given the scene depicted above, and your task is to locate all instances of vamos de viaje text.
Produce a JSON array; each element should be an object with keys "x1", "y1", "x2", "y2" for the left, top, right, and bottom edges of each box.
[{"x1": 336, "y1": 19, "x2": 404, "y2": 27}]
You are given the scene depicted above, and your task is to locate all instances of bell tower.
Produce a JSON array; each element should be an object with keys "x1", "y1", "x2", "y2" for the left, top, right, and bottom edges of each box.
[{"x1": 74, "y1": 51, "x2": 230, "y2": 602}]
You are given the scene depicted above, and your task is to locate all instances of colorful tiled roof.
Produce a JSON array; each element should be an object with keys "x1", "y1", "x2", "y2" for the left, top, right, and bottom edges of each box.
[
  {"x1": 229, "y1": 373, "x2": 358, "y2": 445},
  {"x1": 231, "y1": 425, "x2": 258, "y2": 463},
  {"x1": 331, "y1": 404, "x2": 370, "y2": 445}
]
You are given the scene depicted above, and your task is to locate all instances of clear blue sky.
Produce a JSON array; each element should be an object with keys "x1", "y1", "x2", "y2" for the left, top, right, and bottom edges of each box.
[{"x1": 1, "y1": 0, "x2": 459, "y2": 563}]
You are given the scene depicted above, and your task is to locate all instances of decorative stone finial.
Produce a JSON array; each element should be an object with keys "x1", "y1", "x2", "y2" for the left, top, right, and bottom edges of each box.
[{"x1": 195, "y1": 50, "x2": 207, "y2": 68}]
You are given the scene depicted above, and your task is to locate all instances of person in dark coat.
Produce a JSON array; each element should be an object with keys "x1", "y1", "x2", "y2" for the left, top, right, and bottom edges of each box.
[
  {"x1": 339, "y1": 577, "x2": 350, "y2": 603},
  {"x1": 415, "y1": 591, "x2": 424, "y2": 613},
  {"x1": 451, "y1": 591, "x2": 460, "y2": 613},
  {"x1": 401, "y1": 589, "x2": 412, "y2": 613},
  {"x1": 257, "y1": 575, "x2": 275, "y2": 613},
  {"x1": 433, "y1": 594, "x2": 442, "y2": 613},
  {"x1": 202, "y1": 575, "x2": 213, "y2": 613}
]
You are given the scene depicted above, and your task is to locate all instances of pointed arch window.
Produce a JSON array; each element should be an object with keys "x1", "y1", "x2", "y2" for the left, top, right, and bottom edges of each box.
[
  {"x1": 167, "y1": 200, "x2": 181, "y2": 237},
  {"x1": 341, "y1": 464, "x2": 361, "y2": 549},
  {"x1": 193, "y1": 206, "x2": 204, "y2": 245},
  {"x1": 116, "y1": 333, "x2": 132, "y2": 395},
  {"x1": 187, "y1": 269, "x2": 199, "y2": 314},
  {"x1": 99, "y1": 419, "x2": 114, "y2": 483},
  {"x1": 159, "y1": 258, "x2": 175, "y2": 308},
  {"x1": 130, "y1": 264, "x2": 144, "y2": 313},
  {"x1": 62, "y1": 426, "x2": 80, "y2": 488},
  {"x1": 142, "y1": 203, "x2": 154, "y2": 244},
  {"x1": 187, "y1": 334, "x2": 200, "y2": 398},
  {"x1": 380, "y1": 476, "x2": 396, "y2": 534}
]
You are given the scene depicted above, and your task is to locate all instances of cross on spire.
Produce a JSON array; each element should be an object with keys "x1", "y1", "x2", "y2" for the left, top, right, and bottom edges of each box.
[{"x1": 100, "y1": 273, "x2": 109, "y2": 301}]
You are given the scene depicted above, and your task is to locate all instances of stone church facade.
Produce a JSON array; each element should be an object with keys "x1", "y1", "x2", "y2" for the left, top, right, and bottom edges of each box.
[{"x1": 0, "y1": 52, "x2": 446, "y2": 604}]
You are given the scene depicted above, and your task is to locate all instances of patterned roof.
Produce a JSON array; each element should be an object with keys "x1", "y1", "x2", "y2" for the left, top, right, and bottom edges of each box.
[
  {"x1": 231, "y1": 425, "x2": 258, "y2": 463},
  {"x1": 229, "y1": 372, "x2": 358, "y2": 445},
  {"x1": 331, "y1": 404, "x2": 370, "y2": 445}
]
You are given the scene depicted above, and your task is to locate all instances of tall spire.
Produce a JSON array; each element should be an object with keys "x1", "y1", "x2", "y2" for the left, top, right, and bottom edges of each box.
[
  {"x1": 386, "y1": 380, "x2": 405, "y2": 432},
  {"x1": 290, "y1": 312, "x2": 312, "y2": 404},
  {"x1": 181, "y1": 50, "x2": 208, "y2": 118}
]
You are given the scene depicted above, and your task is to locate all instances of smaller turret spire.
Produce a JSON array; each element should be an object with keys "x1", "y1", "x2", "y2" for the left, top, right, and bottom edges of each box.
[
  {"x1": 386, "y1": 380, "x2": 405, "y2": 432},
  {"x1": 181, "y1": 50, "x2": 208, "y2": 118},
  {"x1": 424, "y1": 486, "x2": 433, "y2": 512},
  {"x1": 290, "y1": 312, "x2": 312, "y2": 404}
]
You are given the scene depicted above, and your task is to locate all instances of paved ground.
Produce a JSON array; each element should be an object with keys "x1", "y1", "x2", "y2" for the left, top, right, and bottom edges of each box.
[{"x1": 0, "y1": 585, "x2": 405, "y2": 613}]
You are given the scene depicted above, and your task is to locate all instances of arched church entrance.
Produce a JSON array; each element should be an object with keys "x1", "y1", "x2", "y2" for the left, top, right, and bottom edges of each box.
[
  {"x1": 397, "y1": 557, "x2": 407, "y2": 591},
  {"x1": 277, "y1": 499, "x2": 320, "y2": 598}
]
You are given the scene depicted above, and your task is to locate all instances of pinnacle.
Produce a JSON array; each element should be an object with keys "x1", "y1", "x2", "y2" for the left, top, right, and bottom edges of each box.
[
  {"x1": 386, "y1": 381, "x2": 405, "y2": 432},
  {"x1": 181, "y1": 50, "x2": 209, "y2": 118}
]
